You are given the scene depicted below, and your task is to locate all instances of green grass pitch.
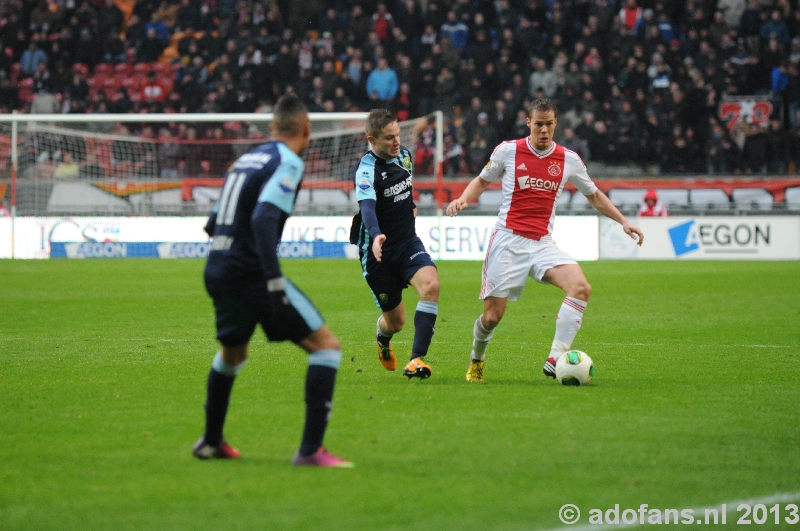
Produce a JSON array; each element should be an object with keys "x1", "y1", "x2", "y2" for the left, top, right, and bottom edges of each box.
[{"x1": 1, "y1": 258, "x2": 799, "y2": 530}]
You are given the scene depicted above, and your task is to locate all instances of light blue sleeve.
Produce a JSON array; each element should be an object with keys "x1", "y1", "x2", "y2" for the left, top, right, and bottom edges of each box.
[
  {"x1": 354, "y1": 154, "x2": 377, "y2": 202},
  {"x1": 257, "y1": 143, "x2": 304, "y2": 214}
]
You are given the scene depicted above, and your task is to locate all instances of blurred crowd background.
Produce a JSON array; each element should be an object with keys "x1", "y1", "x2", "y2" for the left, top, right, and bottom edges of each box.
[{"x1": 1, "y1": 0, "x2": 799, "y2": 177}]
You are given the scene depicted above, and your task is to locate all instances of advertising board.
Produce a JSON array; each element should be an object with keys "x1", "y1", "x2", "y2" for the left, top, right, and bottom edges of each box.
[{"x1": 600, "y1": 216, "x2": 800, "y2": 260}]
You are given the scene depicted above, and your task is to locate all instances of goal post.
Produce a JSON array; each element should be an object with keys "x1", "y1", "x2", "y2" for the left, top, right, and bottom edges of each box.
[{"x1": 0, "y1": 111, "x2": 444, "y2": 218}]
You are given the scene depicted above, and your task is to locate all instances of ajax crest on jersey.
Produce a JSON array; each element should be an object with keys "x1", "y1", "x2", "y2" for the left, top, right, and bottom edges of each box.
[{"x1": 555, "y1": 350, "x2": 595, "y2": 386}]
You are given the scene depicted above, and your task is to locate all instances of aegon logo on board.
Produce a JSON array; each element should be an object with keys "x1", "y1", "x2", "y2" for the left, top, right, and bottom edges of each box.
[{"x1": 668, "y1": 220, "x2": 771, "y2": 257}]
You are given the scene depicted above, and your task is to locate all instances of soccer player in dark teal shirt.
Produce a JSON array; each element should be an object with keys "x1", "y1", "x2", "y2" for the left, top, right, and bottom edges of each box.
[
  {"x1": 195, "y1": 94, "x2": 351, "y2": 467},
  {"x1": 350, "y1": 109, "x2": 440, "y2": 379}
]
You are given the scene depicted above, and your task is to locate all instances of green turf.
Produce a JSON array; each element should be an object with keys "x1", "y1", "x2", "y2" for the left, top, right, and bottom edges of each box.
[{"x1": 1, "y1": 258, "x2": 798, "y2": 530}]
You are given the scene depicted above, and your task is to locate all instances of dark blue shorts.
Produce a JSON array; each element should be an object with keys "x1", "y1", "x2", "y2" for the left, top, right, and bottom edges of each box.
[
  {"x1": 361, "y1": 236, "x2": 436, "y2": 311},
  {"x1": 204, "y1": 276, "x2": 324, "y2": 346}
]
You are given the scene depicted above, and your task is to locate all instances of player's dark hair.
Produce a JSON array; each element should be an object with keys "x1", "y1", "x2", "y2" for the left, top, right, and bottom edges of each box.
[
  {"x1": 272, "y1": 94, "x2": 308, "y2": 136},
  {"x1": 527, "y1": 98, "x2": 558, "y2": 118},
  {"x1": 365, "y1": 109, "x2": 398, "y2": 138}
]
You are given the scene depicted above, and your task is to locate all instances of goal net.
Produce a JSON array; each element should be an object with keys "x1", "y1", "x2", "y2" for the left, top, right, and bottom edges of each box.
[{"x1": 0, "y1": 111, "x2": 443, "y2": 217}]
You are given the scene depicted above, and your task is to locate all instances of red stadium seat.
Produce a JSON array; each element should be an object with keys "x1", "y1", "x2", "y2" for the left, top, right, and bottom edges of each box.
[
  {"x1": 152, "y1": 62, "x2": 170, "y2": 75},
  {"x1": 94, "y1": 63, "x2": 113, "y2": 76},
  {"x1": 103, "y1": 77, "x2": 121, "y2": 98},
  {"x1": 88, "y1": 74, "x2": 107, "y2": 90},
  {"x1": 18, "y1": 77, "x2": 34, "y2": 104},
  {"x1": 132, "y1": 62, "x2": 150, "y2": 74},
  {"x1": 113, "y1": 63, "x2": 132, "y2": 76},
  {"x1": 122, "y1": 49, "x2": 136, "y2": 68},
  {"x1": 10, "y1": 62, "x2": 22, "y2": 83},
  {"x1": 121, "y1": 75, "x2": 143, "y2": 94},
  {"x1": 72, "y1": 63, "x2": 89, "y2": 75},
  {"x1": 130, "y1": 72, "x2": 148, "y2": 89}
]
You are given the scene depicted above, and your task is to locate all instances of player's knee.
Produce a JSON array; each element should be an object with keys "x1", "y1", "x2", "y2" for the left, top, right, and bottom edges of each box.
[
  {"x1": 482, "y1": 311, "x2": 503, "y2": 329},
  {"x1": 221, "y1": 345, "x2": 248, "y2": 365},
  {"x1": 385, "y1": 316, "x2": 404, "y2": 334},
  {"x1": 572, "y1": 280, "x2": 592, "y2": 301},
  {"x1": 321, "y1": 335, "x2": 341, "y2": 352},
  {"x1": 315, "y1": 328, "x2": 341, "y2": 351},
  {"x1": 421, "y1": 278, "x2": 440, "y2": 300}
]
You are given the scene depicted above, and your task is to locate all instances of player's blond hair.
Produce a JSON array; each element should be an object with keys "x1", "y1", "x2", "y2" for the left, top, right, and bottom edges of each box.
[{"x1": 365, "y1": 109, "x2": 398, "y2": 138}]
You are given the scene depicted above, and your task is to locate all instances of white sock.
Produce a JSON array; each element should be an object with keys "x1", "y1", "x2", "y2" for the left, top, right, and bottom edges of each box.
[
  {"x1": 470, "y1": 316, "x2": 494, "y2": 361},
  {"x1": 549, "y1": 297, "x2": 587, "y2": 360},
  {"x1": 376, "y1": 315, "x2": 392, "y2": 339}
]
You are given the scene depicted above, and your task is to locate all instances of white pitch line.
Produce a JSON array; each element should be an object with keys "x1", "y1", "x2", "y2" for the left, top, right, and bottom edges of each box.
[{"x1": 542, "y1": 491, "x2": 800, "y2": 530}]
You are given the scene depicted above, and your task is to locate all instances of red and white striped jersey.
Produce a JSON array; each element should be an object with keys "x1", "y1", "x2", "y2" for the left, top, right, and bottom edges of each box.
[{"x1": 479, "y1": 138, "x2": 597, "y2": 241}]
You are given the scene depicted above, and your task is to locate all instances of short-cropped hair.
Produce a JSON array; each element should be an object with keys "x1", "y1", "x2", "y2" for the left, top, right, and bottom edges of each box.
[
  {"x1": 527, "y1": 98, "x2": 559, "y2": 118},
  {"x1": 366, "y1": 108, "x2": 398, "y2": 138},
  {"x1": 272, "y1": 94, "x2": 308, "y2": 136}
]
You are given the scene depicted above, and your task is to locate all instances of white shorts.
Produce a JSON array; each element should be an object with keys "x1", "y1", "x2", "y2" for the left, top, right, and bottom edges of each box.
[{"x1": 480, "y1": 228, "x2": 577, "y2": 301}]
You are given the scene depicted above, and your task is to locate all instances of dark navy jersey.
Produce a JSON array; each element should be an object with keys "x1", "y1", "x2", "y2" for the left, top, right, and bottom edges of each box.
[
  {"x1": 352, "y1": 146, "x2": 416, "y2": 255},
  {"x1": 204, "y1": 141, "x2": 304, "y2": 282}
]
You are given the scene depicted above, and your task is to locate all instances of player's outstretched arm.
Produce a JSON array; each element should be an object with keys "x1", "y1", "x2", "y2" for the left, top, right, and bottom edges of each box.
[
  {"x1": 446, "y1": 176, "x2": 491, "y2": 216},
  {"x1": 586, "y1": 190, "x2": 644, "y2": 246}
]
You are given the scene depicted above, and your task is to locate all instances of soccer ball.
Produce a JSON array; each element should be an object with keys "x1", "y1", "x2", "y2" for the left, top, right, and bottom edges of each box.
[{"x1": 555, "y1": 350, "x2": 595, "y2": 386}]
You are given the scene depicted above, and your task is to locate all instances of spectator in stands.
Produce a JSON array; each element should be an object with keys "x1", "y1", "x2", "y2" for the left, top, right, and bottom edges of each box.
[
  {"x1": 466, "y1": 131, "x2": 488, "y2": 174},
  {"x1": 109, "y1": 87, "x2": 134, "y2": 114},
  {"x1": 660, "y1": 126, "x2": 692, "y2": 173},
  {"x1": 20, "y1": 39, "x2": 48, "y2": 77},
  {"x1": 741, "y1": 122, "x2": 769, "y2": 173},
  {"x1": 157, "y1": 128, "x2": 181, "y2": 178},
  {"x1": 99, "y1": 0, "x2": 125, "y2": 37},
  {"x1": 74, "y1": 28, "x2": 100, "y2": 69},
  {"x1": 560, "y1": 127, "x2": 590, "y2": 162},
  {"x1": 365, "y1": 57, "x2": 398, "y2": 108},
  {"x1": 175, "y1": 72, "x2": 204, "y2": 113},
  {"x1": 125, "y1": 14, "x2": 147, "y2": 52},
  {"x1": 64, "y1": 71, "x2": 90, "y2": 110},
  {"x1": 434, "y1": 65, "x2": 458, "y2": 116},
  {"x1": 80, "y1": 153, "x2": 104, "y2": 180},
  {"x1": 493, "y1": 99, "x2": 515, "y2": 141},
  {"x1": 175, "y1": 0, "x2": 201, "y2": 32},
  {"x1": 766, "y1": 118, "x2": 790, "y2": 174},
  {"x1": 53, "y1": 151, "x2": 80, "y2": 180},
  {"x1": 440, "y1": 10, "x2": 468, "y2": 52},
  {"x1": 588, "y1": 120, "x2": 617, "y2": 164},
  {"x1": 111, "y1": 124, "x2": 138, "y2": 170},
  {"x1": 30, "y1": 86, "x2": 60, "y2": 114},
  {"x1": 707, "y1": 120, "x2": 740, "y2": 174},
  {"x1": 179, "y1": 127, "x2": 203, "y2": 177},
  {"x1": 145, "y1": 12, "x2": 170, "y2": 44},
  {"x1": 619, "y1": 0, "x2": 643, "y2": 33},
  {"x1": 141, "y1": 71, "x2": 169, "y2": 105},
  {"x1": 528, "y1": 58, "x2": 557, "y2": 99},
  {"x1": 32, "y1": 61, "x2": 52, "y2": 94},
  {"x1": 0, "y1": 70, "x2": 19, "y2": 112},
  {"x1": 138, "y1": 27, "x2": 167, "y2": 63},
  {"x1": 101, "y1": 29, "x2": 127, "y2": 65},
  {"x1": 204, "y1": 126, "x2": 234, "y2": 176},
  {"x1": 760, "y1": 9, "x2": 790, "y2": 46},
  {"x1": 638, "y1": 189, "x2": 668, "y2": 216}
]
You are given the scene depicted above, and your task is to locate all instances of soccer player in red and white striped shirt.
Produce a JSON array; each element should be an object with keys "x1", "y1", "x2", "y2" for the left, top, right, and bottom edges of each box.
[{"x1": 447, "y1": 99, "x2": 644, "y2": 382}]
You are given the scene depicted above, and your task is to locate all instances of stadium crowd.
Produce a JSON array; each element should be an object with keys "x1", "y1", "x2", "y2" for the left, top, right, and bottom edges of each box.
[{"x1": 1, "y1": 0, "x2": 800, "y2": 177}]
